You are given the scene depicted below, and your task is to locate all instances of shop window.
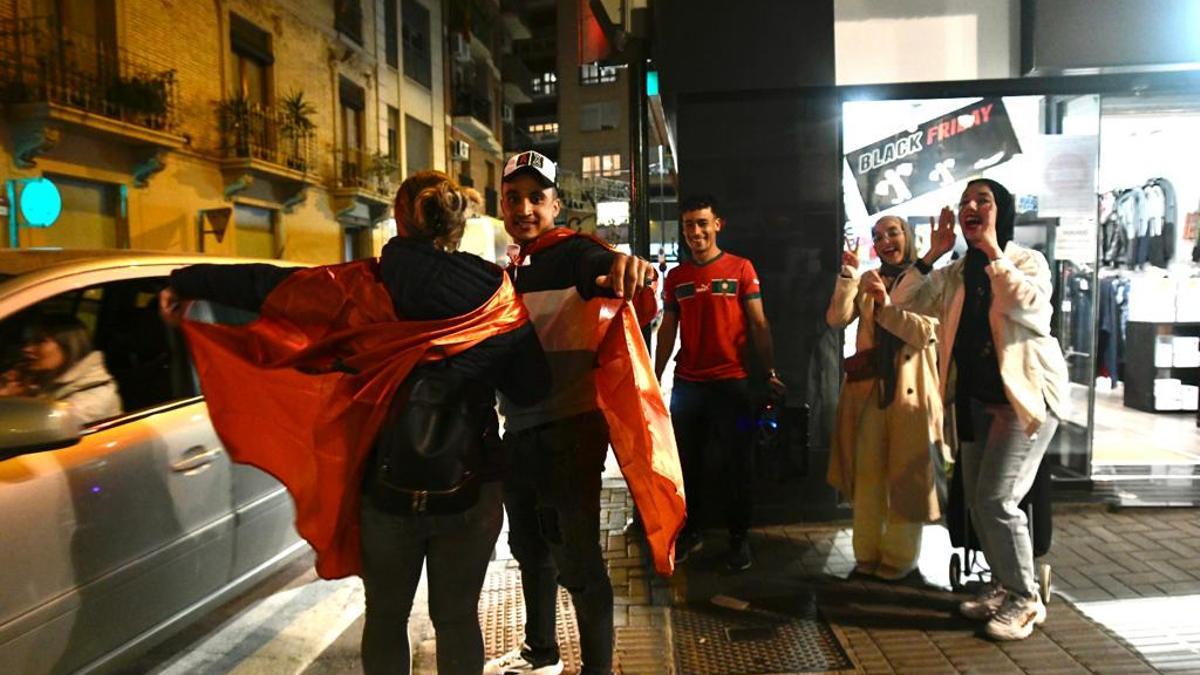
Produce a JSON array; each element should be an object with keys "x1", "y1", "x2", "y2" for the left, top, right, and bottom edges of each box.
[
  {"x1": 405, "y1": 115, "x2": 433, "y2": 177},
  {"x1": 580, "y1": 101, "x2": 619, "y2": 132},
  {"x1": 384, "y1": 0, "x2": 399, "y2": 68},
  {"x1": 230, "y1": 13, "x2": 273, "y2": 104},
  {"x1": 533, "y1": 71, "x2": 557, "y2": 96},
  {"x1": 582, "y1": 153, "x2": 621, "y2": 178},
  {"x1": 402, "y1": 0, "x2": 432, "y2": 88},
  {"x1": 580, "y1": 62, "x2": 617, "y2": 85},
  {"x1": 235, "y1": 204, "x2": 278, "y2": 260},
  {"x1": 335, "y1": 0, "x2": 363, "y2": 45}
]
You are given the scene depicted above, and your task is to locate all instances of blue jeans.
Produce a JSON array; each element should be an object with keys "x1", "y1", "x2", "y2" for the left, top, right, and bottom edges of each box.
[
  {"x1": 960, "y1": 400, "x2": 1059, "y2": 598},
  {"x1": 359, "y1": 481, "x2": 503, "y2": 675},
  {"x1": 503, "y1": 411, "x2": 613, "y2": 675},
  {"x1": 670, "y1": 378, "x2": 755, "y2": 538}
]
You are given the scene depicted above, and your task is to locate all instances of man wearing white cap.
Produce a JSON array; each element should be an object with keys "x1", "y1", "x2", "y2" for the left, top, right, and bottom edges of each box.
[{"x1": 485, "y1": 150, "x2": 659, "y2": 675}]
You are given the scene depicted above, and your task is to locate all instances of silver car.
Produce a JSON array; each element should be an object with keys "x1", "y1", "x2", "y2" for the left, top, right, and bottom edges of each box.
[{"x1": 0, "y1": 250, "x2": 307, "y2": 674}]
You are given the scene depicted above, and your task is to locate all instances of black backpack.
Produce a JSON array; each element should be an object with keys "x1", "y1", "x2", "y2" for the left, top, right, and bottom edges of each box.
[{"x1": 364, "y1": 362, "x2": 497, "y2": 515}]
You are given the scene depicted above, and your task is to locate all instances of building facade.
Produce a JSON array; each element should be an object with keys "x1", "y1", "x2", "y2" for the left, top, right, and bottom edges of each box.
[{"x1": 0, "y1": 0, "x2": 449, "y2": 263}]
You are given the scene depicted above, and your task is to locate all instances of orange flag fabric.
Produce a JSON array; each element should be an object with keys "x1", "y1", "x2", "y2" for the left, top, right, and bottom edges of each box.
[
  {"x1": 181, "y1": 259, "x2": 528, "y2": 579},
  {"x1": 518, "y1": 228, "x2": 685, "y2": 575}
]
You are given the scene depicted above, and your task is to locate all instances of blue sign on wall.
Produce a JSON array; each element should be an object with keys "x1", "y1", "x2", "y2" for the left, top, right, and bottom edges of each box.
[{"x1": 19, "y1": 177, "x2": 63, "y2": 228}]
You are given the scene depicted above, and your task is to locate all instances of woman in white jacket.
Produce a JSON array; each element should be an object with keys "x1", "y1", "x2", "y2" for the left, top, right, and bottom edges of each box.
[
  {"x1": 891, "y1": 178, "x2": 1068, "y2": 641},
  {"x1": 0, "y1": 315, "x2": 123, "y2": 425},
  {"x1": 827, "y1": 216, "x2": 945, "y2": 582}
]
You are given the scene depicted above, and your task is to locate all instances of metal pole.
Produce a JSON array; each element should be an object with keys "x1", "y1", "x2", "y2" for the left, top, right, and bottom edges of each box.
[{"x1": 628, "y1": 49, "x2": 650, "y2": 259}]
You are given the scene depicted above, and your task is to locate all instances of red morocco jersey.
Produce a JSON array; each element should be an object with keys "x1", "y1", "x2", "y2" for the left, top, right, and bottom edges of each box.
[{"x1": 663, "y1": 251, "x2": 761, "y2": 382}]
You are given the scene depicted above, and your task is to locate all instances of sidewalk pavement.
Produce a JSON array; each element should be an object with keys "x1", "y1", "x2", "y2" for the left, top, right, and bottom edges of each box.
[{"x1": 440, "y1": 481, "x2": 1200, "y2": 674}]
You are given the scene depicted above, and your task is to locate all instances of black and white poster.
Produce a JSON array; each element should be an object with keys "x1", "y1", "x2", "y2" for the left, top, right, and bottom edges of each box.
[{"x1": 846, "y1": 98, "x2": 1022, "y2": 215}]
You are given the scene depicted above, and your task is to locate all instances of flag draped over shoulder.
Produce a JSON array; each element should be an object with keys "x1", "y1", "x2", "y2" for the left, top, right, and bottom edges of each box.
[
  {"x1": 519, "y1": 228, "x2": 686, "y2": 575},
  {"x1": 180, "y1": 259, "x2": 528, "y2": 579}
]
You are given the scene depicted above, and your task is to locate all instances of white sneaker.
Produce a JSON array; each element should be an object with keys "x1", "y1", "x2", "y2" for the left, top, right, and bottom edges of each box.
[
  {"x1": 959, "y1": 582, "x2": 1008, "y2": 620},
  {"x1": 985, "y1": 593, "x2": 1047, "y2": 641},
  {"x1": 483, "y1": 646, "x2": 565, "y2": 675}
]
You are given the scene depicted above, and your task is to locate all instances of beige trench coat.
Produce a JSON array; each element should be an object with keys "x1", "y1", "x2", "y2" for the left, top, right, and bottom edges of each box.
[{"x1": 826, "y1": 267, "x2": 947, "y2": 523}]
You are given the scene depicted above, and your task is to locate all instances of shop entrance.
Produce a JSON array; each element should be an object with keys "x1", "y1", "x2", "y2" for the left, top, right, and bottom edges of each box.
[{"x1": 840, "y1": 87, "x2": 1200, "y2": 502}]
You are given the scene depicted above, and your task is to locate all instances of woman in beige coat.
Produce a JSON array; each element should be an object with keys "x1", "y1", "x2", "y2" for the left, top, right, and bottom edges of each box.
[{"x1": 827, "y1": 215, "x2": 945, "y2": 581}]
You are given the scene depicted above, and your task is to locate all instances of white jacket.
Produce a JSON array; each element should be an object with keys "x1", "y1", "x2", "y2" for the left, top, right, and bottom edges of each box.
[
  {"x1": 891, "y1": 243, "x2": 1068, "y2": 437},
  {"x1": 50, "y1": 351, "x2": 123, "y2": 426}
]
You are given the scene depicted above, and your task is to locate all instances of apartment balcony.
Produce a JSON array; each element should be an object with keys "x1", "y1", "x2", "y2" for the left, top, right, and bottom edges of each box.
[
  {"x1": 501, "y1": 54, "x2": 533, "y2": 104},
  {"x1": 502, "y1": 122, "x2": 533, "y2": 153},
  {"x1": 330, "y1": 147, "x2": 395, "y2": 223},
  {"x1": 218, "y1": 99, "x2": 317, "y2": 208},
  {"x1": 453, "y1": 92, "x2": 501, "y2": 154},
  {"x1": 500, "y1": 0, "x2": 532, "y2": 40},
  {"x1": 0, "y1": 16, "x2": 184, "y2": 182}
]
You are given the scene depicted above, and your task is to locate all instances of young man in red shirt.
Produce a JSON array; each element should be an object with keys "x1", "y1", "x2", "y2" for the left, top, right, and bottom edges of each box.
[{"x1": 654, "y1": 195, "x2": 785, "y2": 571}]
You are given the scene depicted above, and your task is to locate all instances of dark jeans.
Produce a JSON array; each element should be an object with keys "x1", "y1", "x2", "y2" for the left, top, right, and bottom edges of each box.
[
  {"x1": 504, "y1": 410, "x2": 613, "y2": 675},
  {"x1": 670, "y1": 377, "x2": 755, "y2": 538},
  {"x1": 359, "y1": 481, "x2": 503, "y2": 675}
]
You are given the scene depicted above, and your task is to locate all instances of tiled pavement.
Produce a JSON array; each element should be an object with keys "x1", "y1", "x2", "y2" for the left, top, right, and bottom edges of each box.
[{"x1": 574, "y1": 489, "x2": 1184, "y2": 673}]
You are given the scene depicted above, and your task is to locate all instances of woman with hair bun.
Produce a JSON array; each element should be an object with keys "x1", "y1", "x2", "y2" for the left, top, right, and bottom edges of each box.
[
  {"x1": 892, "y1": 178, "x2": 1068, "y2": 641},
  {"x1": 160, "y1": 170, "x2": 549, "y2": 674}
]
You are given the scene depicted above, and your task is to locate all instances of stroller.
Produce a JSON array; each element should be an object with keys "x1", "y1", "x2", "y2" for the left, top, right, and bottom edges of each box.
[{"x1": 946, "y1": 448, "x2": 1054, "y2": 603}]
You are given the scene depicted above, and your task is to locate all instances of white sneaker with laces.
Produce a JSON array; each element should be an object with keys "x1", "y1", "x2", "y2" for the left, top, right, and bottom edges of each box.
[
  {"x1": 483, "y1": 645, "x2": 565, "y2": 675},
  {"x1": 985, "y1": 593, "x2": 1047, "y2": 641},
  {"x1": 958, "y1": 582, "x2": 1008, "y2": 620}
]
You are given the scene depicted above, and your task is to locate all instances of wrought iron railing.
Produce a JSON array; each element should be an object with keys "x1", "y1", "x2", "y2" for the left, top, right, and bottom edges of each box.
[
  {"x1": 219, "y1": 99, "x2": 316, "y2": 173},
  {"x1": 334, "y1": 146, "x2": 396, "y2": 195},
  {"x1": 0, "y1": 16, "x2": 178, "y2": 132}
]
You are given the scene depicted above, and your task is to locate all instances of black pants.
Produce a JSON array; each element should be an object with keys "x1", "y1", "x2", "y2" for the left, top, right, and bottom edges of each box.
[
  {"x1": 358, "y1": 481, "x2": 503, "y2": 675},
  {"x1": 503, "y1": 410, "x2": 613, "y2": 675},
  {"x1": 670, "y1": 377, "x2": 755, "y2": 538}
]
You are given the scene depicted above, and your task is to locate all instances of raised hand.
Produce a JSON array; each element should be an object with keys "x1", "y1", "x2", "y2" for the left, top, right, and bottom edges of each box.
[
  {"x1": 927, "y1": 206, "x2": 956, "y2": 262},
  {"x1": 596, "y1": 253, "x2": 657, "y2": 299},
  {"x1": 861, "y1": 269, "x2": 890, "y2": 307},
  {"x1": 158, "y1": 287, "x2": 188, "y2": 328}
]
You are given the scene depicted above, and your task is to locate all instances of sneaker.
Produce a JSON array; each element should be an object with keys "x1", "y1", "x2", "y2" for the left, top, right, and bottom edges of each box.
[
  {"x1": 675, "y1": 530, "x2": 704, "y2": 564},
  {"x1": 483, "y1": 646, "x2": 565, "y2": 675},
  {"x1": 959, "y1": 582, "x2": 1008, "y2": 620},
  {"x1": 726, "y1": 536, "x2": 752, "y2": 572},
  {"x1": 985, "y1": 593, "x2": 1047, "y2": 641}
]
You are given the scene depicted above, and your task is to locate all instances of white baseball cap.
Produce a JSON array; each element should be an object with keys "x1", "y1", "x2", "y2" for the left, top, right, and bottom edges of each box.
[{"x1": 503, "y1": 150, "x2": 557, "y2": 187}]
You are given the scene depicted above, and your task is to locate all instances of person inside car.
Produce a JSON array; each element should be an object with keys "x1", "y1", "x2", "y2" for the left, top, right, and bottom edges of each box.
[{"x1": 0, "y1": 315, "x2": 123, "y2": 425}]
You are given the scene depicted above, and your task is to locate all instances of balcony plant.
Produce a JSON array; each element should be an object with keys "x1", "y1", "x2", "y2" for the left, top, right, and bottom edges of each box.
[
  {"x1": 107, "y1": 74, "x2": 169, "y2": 129},
  {"x1": 369, "y1": 151, "x2": 400, "y2": 194},
  {"x1": 218, "y1": 94, "x2": 253, "y2": 157},
  {"x1": 280, "y1": 89, "x2": 317, "y2": 172}
]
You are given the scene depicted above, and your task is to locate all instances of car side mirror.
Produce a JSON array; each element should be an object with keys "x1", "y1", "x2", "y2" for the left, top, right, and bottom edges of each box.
[{"x1": 0, "y1": 397, "x2": 82, "y2": 460}]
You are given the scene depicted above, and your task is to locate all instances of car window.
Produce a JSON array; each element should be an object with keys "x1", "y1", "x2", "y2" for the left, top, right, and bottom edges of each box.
[{"x1": 0, "y1": 276, "x2": 198, "y2": 429}]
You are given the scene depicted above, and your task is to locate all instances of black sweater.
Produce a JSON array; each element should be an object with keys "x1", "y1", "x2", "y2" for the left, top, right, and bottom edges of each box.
[{"x1": 170, "y1": 238, "x2": 551, "y2": 483}]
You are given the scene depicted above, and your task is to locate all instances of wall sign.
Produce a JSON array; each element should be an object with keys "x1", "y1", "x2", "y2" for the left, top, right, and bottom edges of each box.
[
  {"x1": 847, "y1": 98, "x2": 1022, "y2": 215},
  {"x1": 19, "y1": 177, "x2": 62, "y2": 228}
]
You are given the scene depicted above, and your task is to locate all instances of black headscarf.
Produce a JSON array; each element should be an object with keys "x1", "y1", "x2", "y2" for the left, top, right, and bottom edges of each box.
[
  {"x1": 966, "y1": 178, "x2": 1015, "y2": 249},
  {"x1": 872, "y1": 216, "x2": 917, "y2": 408}
]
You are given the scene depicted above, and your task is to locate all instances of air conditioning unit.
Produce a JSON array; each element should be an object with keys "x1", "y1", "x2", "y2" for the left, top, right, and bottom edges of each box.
[
  {"x1": 451, "y1": 139, "x2": 471, "y2": 161},
  {"x1": 451, "y1": 33, "x2": 472, "y2": 63},
  {"x1": 501, "y1": 104, "x2": 514, "y2": 123}
]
